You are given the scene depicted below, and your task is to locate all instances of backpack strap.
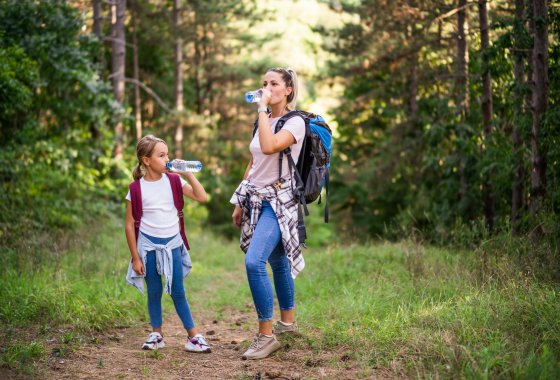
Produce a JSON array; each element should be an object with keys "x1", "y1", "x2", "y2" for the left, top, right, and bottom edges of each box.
[
  {"x1": 324, "y1": 170, "x2": 329, "y2": 223},
  {"x1": 166, "y1": 173, "x2": 190, "y2": 250},
  {"x1": 129, "y1": 180, "x2": 143, "y2": 242},
  {"x1": 275, "y1": 110, "x2": 306, "y2": 181}
]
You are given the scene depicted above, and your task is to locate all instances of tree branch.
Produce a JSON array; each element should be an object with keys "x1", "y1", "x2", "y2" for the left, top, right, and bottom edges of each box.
[{"x1": 124, "y1": 78, "x2": 173, "y2": 113}]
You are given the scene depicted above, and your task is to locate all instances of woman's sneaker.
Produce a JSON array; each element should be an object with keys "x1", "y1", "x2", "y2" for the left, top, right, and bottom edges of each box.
[
  {"x1": 185, "y1": 334, "x2": 211, "y2": 353},
  {"x1": 142, "y1": 332, "x2": 165, "y2": 350},
  {"x1": 272, "y1": 321, "x2": 299, "y2": 334},
  {"x1": 242, "y1": 333, "x2": 281, "y2": 360}
]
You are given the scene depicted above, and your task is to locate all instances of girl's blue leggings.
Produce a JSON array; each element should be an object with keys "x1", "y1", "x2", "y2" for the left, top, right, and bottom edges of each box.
[
  {"x1": 143, "y1": 233, "x2": 195, "y2": 330},
  {"x1": 245, "y1": 201, "x2": 295, "y2": 321}
]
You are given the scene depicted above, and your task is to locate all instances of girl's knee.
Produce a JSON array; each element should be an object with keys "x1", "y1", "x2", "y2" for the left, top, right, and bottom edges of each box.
[{"x1": 170, "y1": 289, "x2": 186, "y2": 301}]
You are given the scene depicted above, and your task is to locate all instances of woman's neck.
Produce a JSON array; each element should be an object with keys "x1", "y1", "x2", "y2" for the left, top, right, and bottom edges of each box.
[{"x1": 270, "y1": 103, "x2": 288, "y2": 118}]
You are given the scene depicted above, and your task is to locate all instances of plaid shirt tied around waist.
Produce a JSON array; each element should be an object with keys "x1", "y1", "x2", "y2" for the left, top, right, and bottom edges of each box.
[{"x1": 230, "y1": 179, "x2": 305, "y2": 279}]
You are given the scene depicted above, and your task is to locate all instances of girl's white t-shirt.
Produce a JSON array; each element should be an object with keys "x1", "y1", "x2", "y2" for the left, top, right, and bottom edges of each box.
[
  {"x1": 125, "y1": 174, "x2": 187, "y2": 238},
  {"x1": 247, "y1": 115, "x2": 306, "y2": 188}
]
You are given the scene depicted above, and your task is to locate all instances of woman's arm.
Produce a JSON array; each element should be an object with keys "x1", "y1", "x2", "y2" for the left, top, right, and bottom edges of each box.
[
  {"x1": 125, "y1": 201, "x2": 144, "y2": 275},
  {"x1": 181, "y1": 172, "x2": 208, "y2": 202},
  {"x1": 242, "y1": 158, "x2": 253, "y2": 180},
  {"x1": 232, "y1": 159, "x2": 253, "y2": 228},
  {"x1": 257, "y1": 112, "x2": 297, "y2": 155}
]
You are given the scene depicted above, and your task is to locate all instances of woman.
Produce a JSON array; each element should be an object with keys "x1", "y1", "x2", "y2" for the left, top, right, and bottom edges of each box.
[{"x1": 230, "y1": 68, "x2": 306, "y2": 360}]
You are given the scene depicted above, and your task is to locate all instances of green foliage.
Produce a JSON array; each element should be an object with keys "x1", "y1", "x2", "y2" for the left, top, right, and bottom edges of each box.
[
  {"x1": 323, "y1": 1, "x2": 560, "y2": 242},
  {"x1": 0, "y1": 43, "x2": 39, "y2": 136},
  {"x1": 0, "y1": 0, "x2": 119, "y2": 247}
]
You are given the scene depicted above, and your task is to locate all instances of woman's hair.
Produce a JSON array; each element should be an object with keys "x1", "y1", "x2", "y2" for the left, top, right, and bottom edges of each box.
[
  {"x1": 132, "y1": 134, "x2": 167, "y2": 180},
  {"x1": 267, "y1": 67, "x2": 299, "y2": 111}
]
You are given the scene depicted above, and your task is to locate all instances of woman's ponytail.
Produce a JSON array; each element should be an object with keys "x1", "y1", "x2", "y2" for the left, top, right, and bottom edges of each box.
[{"x1": 286, "y1": 68, "x2": 298, "y2": 111}]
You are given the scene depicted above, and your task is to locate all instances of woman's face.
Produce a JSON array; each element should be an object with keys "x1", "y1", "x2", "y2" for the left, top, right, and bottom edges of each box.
[{"x1": 262, "y1": 71, "x2": 292, "y2": 106}]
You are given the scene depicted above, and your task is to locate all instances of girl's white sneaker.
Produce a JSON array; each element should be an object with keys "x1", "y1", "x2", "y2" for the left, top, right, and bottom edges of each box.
[
  {"x1": 185, "y1": 333, "x2": 211, "y2": 353},
  {"x1": 142, "y1": 332, "x2": 165, "y2": 350}
]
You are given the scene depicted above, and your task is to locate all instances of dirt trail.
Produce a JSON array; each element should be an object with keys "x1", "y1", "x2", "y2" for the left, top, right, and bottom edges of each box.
[{"x1": 38, "y1": 309, "x2": 368, "y2": 379}]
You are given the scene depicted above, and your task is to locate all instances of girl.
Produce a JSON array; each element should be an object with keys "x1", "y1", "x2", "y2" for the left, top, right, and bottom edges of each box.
[
  {"x1": 230, "y1": 68, "x2": 305, "y2": 360},
  {"x1": 125, "y1": 135, "x2": 211, "y2": 353}
]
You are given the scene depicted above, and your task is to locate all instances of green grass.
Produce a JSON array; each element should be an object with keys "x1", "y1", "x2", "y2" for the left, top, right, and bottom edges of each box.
[
  {"x1": 1, "y1": 211, "x2": 559, "y2": 378},
  {"x1": 293, "y1": 241, "x2": 560, "y2": 378}
]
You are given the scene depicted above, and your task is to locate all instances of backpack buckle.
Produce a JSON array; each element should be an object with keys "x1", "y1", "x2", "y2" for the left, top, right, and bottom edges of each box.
[
  {"x1": 273, "y1": 178, "x2": 285, "y2": 190},
  {"x1": 177, "y1": 210, "x2": 184, "y2": 218}
]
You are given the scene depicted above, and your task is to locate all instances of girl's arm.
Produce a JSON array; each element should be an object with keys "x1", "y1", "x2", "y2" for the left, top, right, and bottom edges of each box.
[
  {"x1": 232, "y1": 159, "x2": 253, "y2": 228},
  {"x1": 181, "y1": 172, "x2": 208, "y2": 202},
  {"x1": 125, "y1": 201, "x2": 145, "y2": 275}
]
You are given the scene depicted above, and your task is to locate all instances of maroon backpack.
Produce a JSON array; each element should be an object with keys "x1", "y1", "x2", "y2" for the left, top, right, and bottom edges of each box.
[{"x1": 129, "y1": 173, "x2": 190, "y2": 250}]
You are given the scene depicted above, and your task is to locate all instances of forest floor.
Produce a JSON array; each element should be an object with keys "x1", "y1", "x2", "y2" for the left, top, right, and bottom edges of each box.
[{"x1": 33, "y1": 308, "x2": 379, "y2": 380}]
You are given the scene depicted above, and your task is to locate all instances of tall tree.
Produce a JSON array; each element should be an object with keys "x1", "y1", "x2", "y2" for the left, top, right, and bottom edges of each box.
[
  {"x1": 478, "y1": 0, "x2": 495, "y2": 230},
  {"x1": 130, "y1": 0, "x2": 142, "y2": 140},
  {"x1": 111, "y1": 0, "x2": 126, "y2": 159},
  {"x1": 530, "y1": 0, "x2": 548, "y2": 222},
  {"x1": 174, "y1": 0, "x2": 184, "y2": 158},
  {"x1": 456, "y1": 0, "x2": 470, "y2": 207},
  {"x1": 456, "y1": 0, "x2": 470, "y2": 116},
  {"x1": 511, "y1": 0, "x2": 527, "y2": 235},
  {"x1": 92, "y1": 0, "x2": 102, "y2": 40}
]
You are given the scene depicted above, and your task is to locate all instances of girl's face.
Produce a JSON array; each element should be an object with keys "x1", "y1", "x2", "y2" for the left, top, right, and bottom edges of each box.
[
  {"x1": 142, "y1": 142, "x2": 169, "y2": 174},
  {"x1": 262, "y1": 71, "x2": 292, "y2": 106}
]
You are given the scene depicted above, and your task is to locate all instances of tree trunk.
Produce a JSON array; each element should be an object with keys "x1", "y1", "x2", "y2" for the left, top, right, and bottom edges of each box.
[
  {"x1": 456, "y1": 0, "x2": 469, "y2": 208},
  {"x1": 91, "y1": 0, "x2": 103, "y2": 142},
  {"x1": 174, "y1": 0, "x2": 184, "y2": 158},
  {"x1": 130, "y1": 0, "x2": 142, "y2": 140},
  {"x1": 530, "y1": 0, "x2": 548, "y2": 223},
  {"x1": 194, "y1": 29, "x2": 202, "y2": 114},
  {"x1": 511, "y1": 0, "x2": 526, "y2": 235},
  {"x1": 111, "y1": 0, "x2": 127, "y2": 159},
  {"x1": 478, "y1": 0, "x2": 495, "y2": 231},
  {"x1": 93, "y1": 0, "x2": 102, "y2": 39},
  {"x1": 407, "y1": 51, "x2": 418, "y2": 121},
  {"x1": 456, "y1": 0, "x2": 469, "y2": 116}
]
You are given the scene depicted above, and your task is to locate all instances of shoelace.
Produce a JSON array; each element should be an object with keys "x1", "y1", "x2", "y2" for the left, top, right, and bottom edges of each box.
[
  {"x1": 249, "y1": 334, "x2": 264, "y2": 350},
  {"x1": 146, "y1": 334, "x2": 162, "y2": 345},
  {"x1": 189, "y1": 336, "x2": 208, "y2": 348}
]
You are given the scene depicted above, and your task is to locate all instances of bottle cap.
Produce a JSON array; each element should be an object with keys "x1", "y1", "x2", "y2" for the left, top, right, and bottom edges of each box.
[{"x1": 165, "y1": 162, "x2": 172, "y2": 170}]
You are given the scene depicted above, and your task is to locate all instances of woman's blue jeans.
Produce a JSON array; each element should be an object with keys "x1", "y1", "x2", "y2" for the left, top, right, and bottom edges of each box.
[
  {"x1": 143, "y1": 232, "x2": 195, "y2": 330},
  {"x1": 245, "y1": 201, "x2": 295, "y2": 322}
]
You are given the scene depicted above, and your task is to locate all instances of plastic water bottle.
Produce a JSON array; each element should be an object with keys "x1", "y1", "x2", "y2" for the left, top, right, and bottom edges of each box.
[
  {"x1": 244, "y1": 89, "x2": 262, "y2": 103},
  {"x1": 166, "y1": 159, "x2": 203, "y2": 172}
]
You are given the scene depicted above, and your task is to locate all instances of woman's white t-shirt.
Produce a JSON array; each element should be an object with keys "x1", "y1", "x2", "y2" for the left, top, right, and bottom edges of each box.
[
  {"x1": 125, "y1": 174, "x2": 187, "y2": 238},
  {"x1": 247, "y1": 115, "x2": 306, "y2": 188}
]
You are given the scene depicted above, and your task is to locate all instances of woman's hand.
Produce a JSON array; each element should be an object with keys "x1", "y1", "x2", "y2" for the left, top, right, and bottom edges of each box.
[
  {"x1": 132, "y1": 256, "x2": 145, "y2": 275},
  {"x1": 258, "y1": 88, "x2": 272, "y2": 108},
  {"x1": 232, "y1": 206, "x2": 243, "y2": 228}
]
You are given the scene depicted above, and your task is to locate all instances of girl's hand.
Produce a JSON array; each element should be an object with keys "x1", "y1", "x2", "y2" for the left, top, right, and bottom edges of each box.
[
  {"x1": 232, "y1": 206, "x2": 243, "y2": 228},
  {"x1": 132, "y1": 257, "x2": 145, "y2": 275}
]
